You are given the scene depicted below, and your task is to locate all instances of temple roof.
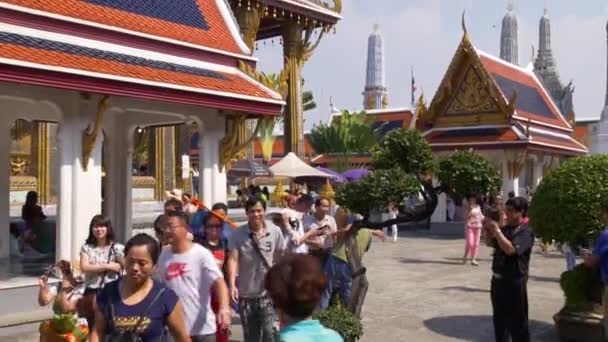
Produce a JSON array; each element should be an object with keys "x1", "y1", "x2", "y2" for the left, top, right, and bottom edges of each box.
[
  {"x1": 477, "y1": 50, "x2": 571, "y2": 131},
  {"x1": 0, "y1": 22, "x2": 283, "y2": 114},
  {"x1": 420, "y1": 31, "x2": 587, "y2": 156},
  {"x1": 0, "y1": 0, "x2": 250, "y2": 56}
]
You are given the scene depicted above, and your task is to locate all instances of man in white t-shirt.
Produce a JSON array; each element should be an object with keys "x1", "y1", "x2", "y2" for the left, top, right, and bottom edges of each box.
[{"x1": 157, "y1": 211, "x2": 231, "y2": 342}]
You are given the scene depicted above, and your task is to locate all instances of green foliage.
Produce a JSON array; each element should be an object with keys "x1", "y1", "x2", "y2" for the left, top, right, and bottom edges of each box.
[
  {"x1": 314, "y1": 298, "x2": 363, "y2": 342},
  {"x1": 560, "y1": 264, "x2": 603, "y2": 314},
  {"x1": 371, "y1": 129, "x2": 436, "y2": 175},
  {"x1": 437, "y1": 150, "x2": 501, "y2": 200},
  {"x1": 303, "y1": 90, "x2": 316, "y2": 112},
  {"x1": 529, "y1": 155, "x2": 608, "y2": 246},
  {"x1": 335, "y1": 168, "x2": 419, "y2": 216},
  {"x1": 133, "y1": 129, "x2": 150, "y2": 163},
  {"x1": 308, "y1": 110, "x2": 382, "y2": 171}
]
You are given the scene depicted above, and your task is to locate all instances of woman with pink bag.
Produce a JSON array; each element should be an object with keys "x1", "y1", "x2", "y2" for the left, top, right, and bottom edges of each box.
[{"x1": 463, "y1": 193, "x2": 484, "y2": 266}]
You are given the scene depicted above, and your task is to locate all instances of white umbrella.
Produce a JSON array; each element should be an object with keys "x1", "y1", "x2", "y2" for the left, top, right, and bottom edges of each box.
[{"x1": 270, "y1": 152, "x2": 333, "y2": 178}]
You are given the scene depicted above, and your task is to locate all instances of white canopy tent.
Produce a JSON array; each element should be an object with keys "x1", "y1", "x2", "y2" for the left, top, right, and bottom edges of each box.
[{"x1": 270, "y1": 152, "x2": 333, "y2": 178}]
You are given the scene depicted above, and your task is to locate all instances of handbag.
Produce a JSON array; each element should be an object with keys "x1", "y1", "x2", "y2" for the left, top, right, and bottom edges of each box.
[{"x1": 105, "y1": 288, "x2": 166, "y2": 342}]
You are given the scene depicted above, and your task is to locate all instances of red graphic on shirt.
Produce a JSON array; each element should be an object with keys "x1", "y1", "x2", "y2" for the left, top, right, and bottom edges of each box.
[{"x1": 165, "y1": 262, "x2": 188, "y2": 281}]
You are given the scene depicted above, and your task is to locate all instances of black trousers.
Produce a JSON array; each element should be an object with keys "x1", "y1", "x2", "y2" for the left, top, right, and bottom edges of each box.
[{"x1": 490, "y1": 276, "x2": 530, "y2": 342}]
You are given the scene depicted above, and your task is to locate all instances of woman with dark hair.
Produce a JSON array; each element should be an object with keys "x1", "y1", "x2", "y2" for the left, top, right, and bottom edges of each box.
[
  {"x1": 90, "y1": 234, "x2": 191, "y2": 342},
  {"x1": 195, "y1": 210, "x2": 230, "y2": 342},
  {"x1": 80, "y1": 215, "x2": 125, "y2": 327},
  {"x1": 265, "y1": 254, "x2": 343, "y2": 341},
  {"x1": 22, "y1": 190, "x2": 46, "y2": 225},
  {"x1": 463, "y1": 193, "x2": 484, "y2": 266}
]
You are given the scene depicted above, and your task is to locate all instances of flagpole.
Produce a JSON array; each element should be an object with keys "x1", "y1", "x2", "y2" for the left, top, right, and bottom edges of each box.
[{"x1": 410, "y1": 65, "x2": 415, "y2": 106}]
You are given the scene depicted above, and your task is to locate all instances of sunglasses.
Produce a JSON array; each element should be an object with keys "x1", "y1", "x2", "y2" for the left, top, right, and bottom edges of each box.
[{"x1": 205, "y1": 224, "x2": 223, "y2": 230}]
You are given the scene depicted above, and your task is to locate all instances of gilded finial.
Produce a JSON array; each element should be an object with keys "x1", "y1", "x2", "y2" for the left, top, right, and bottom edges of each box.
[
  {"x1": 507, "y1": 0, "x2": 514, "y2": 12},
  {"x1": 530, "y1": 44, "x2": 536, "y2": 63},
  {"x1": 543, "y1": 0, "x2": 548, "y2": 16},
  {"x1": 461, "y1": 10, "x2": 468, "y2": 36},
  {"x1": 373, "y1": 21, "x2": 379, "y2": 32}
]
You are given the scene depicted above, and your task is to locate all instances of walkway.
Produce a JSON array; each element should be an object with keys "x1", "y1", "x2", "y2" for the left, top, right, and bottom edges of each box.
[{"x1": 360, "y1": 231, "x2": 562, "y2": 341}]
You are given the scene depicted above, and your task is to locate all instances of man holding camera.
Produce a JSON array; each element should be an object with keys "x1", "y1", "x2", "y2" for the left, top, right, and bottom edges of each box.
[
  {"x1": 304, "y1": 197, "x2": 338, "y2": 265},
  {"x1": 484, "y1": 196, "x2": 534, "y2": 342}
]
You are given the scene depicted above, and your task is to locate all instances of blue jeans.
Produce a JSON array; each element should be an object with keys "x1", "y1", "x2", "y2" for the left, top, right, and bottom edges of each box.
[{"x1": 320, "y1": 255, "x2": 352, "y2": 309}]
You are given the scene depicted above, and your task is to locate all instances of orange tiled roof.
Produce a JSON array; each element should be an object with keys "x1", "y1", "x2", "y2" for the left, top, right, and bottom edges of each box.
[
  {"x1": 3, "y1": 0, "x2": 244, "y2": 54},
  {"x1": 478, "y1": 51, "x2": 571, "y2": 131},
  {"x1": 253, "y1": 135, "x2": 315, "y2": 157},
  {"x1": 0, "y1": 31, "x2": 279, "y2": 102}
]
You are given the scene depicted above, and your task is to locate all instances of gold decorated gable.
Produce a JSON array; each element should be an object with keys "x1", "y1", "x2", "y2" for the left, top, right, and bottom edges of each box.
[
  {"x1": 421, "y1": 32, "x2": 515, "y2": 129},
  {"x1": 445, "y1": 65, "x2": 501, "y2": 115}
]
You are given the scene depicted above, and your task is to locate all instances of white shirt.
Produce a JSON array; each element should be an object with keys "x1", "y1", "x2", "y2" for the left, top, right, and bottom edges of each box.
[
  {"x1": 282, "y1": 209, "x2": 308, "y2": 254},
  {"x1": 157, "y1": 244, "x2": 223, "y2": 336},
  {"x1": 304, "y1": 214, "x2": 338, "y2": 250}
]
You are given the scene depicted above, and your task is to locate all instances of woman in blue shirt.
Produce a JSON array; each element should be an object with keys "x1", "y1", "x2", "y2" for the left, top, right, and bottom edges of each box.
[
  {"x1": 265, "y1": 254, "x2": 343, "y2": 342},
  {"x1": 89, "y1": 234, "x2": 190, "y2": 342}
]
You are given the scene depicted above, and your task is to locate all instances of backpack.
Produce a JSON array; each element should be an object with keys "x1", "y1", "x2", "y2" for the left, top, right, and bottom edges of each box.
[{"x1": 105, "y1": 287, "x2": 166, "y2": 342}]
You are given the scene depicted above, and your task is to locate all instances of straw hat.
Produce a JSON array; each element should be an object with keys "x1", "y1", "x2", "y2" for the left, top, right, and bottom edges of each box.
[{"x1": 165, "y1": 189, "x2": 184, "y2": 202}]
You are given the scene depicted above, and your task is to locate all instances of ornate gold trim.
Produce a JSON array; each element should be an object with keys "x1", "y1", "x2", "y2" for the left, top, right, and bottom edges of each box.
[
  {"x1": 238, "y1": 60, "x2": 288, "y2": 98},
  {"x1": 10, "y1": 175, "x2": 37, "y2": 192},
  {"x1": 154, "y1": 127, "x2": 165, "y2": 200},
  {"x1": 82, "y1": 96, "x2": 109, "y2": 171},
  {"x1": 132, "y1": 176, "x2": 156, "y2": 189},
  {"x1": 220, "y1": 115, "x2": 262, "y2": 170},
  {"x1": 422, "y1": 25, "x2": 514, "y2": 129}
]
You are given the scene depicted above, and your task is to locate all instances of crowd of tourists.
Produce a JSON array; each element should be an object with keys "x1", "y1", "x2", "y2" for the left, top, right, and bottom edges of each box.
[{"x1": 36, "y1": 188, "x2": 387, "y2": 342}]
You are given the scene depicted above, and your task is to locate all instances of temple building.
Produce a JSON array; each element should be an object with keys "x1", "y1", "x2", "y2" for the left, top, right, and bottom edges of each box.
[
  {"x1": 590, "y1": 21, "x2": 608, "y2": 154},
  {"x1": 533, "y1": 7, "x2": 575, "y2": 121},
  {"x1": 363, "y1": 24, "x2": 389, "y2": 110},
  {"x1": 500, "y1": 0, "x2": 518, "y2": 65}
]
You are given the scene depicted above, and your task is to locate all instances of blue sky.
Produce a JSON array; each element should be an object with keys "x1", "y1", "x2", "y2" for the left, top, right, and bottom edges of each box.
[{"x1": 254, "y1": 0, "x2": 608, "y2": 130}]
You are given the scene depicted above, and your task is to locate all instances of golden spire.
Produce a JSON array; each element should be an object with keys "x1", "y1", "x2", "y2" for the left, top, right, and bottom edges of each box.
[{"x1": 507, "y1": 0, "x2": 514, "y2": 12}]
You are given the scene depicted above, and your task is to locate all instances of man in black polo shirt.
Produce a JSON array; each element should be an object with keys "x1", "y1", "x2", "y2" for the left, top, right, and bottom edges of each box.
[{"x1": 485, "y1": 196, "x2": 534, "y2": 342}]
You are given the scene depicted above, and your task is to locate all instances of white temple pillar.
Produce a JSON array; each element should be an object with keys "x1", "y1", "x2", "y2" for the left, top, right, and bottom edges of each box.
[
  {"x1": 0, "y1": 117, "x2": 10, "y2": 259},
  {"x1": 58, "y1": 100, "x2": 103, "y2": 261},
  {"x1": 502, "y1": 160, "x2": 519, "y2": 197},
  {"x1": 211, "y1": 116, "x2": 227, "y2": 205},
  {"x1": 431, "y1": 193, "x2": 447, "y2": 223},
  {"x1": 534, "y1": 159, "x2": 544, "y2": 188},
  {"x1": 103, "y1": 117, "x2": 133, "y2": 242},
  {"x1": 200, "y1": 126, "x2": 213, "y2": 206}
]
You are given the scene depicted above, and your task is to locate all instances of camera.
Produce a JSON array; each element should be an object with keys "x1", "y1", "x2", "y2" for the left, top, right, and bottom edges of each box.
[{"x1": 288, "y1": 217, "x2": 299, "y2": 229}]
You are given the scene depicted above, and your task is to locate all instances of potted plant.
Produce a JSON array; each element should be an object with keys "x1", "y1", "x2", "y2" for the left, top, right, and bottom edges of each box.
[
  {"x1": 315, "y1": 297, "x2": 363, "y2": 342},
  {"x1": 529, "y1": 155, "x2": 608, "y2": 341}
]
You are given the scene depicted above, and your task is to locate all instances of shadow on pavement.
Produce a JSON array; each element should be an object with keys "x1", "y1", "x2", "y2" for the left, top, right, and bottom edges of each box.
[
  {"x1": 441, "y1": 286, "x2": 490, "y2": 294},
  {"x1": 397, "y1": 257, "x2": 462, "y2": 266},
  {"x1": 529, "y1": 275, "x2": 560, "y2": 283},
  {"x1": 423, "y1": 315, "x2": 557, "y2": 342}
]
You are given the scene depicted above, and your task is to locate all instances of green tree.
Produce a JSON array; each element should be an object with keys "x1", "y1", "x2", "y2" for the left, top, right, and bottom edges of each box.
[
  {"x1": 303, "y1": 90, "x2": 316, "y2": 112},
  {"x1": 529, "y1": 155, "x2": 608, "y2": 247},
  {"x1": 437, "y1": 150, "x2": 501, "y2": 201},
  {"x1": 529, "y1": 155, "x2": 607, "y2": 324},
  {"x1": 307, "y1": 110, "x2": 382, "y2": 171},
  {"x1": 335, "y1": 129, "x2": 500, "y2": 226}
]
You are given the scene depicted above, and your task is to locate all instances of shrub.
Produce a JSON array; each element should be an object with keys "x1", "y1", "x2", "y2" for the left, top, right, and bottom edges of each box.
[
  {"x1": 529, "y1": 155, "x2": 608, "y2": 246},
  {"x1": 437, "y1": 149, "x2": 501, "y2": 200},
  {"x1": 314, "y1": 299, "x2": 363, "y2": 342},
  {"x1": 560, "y1": 264, "x2": 603, "y2": 314}
]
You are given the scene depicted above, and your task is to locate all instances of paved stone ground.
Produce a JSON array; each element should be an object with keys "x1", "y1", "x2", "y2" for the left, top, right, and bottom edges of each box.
[
  {"x1": 359, "y1": 231, "x2": 563, "y2": 341},
  {"x1": 2, "y1": 229, "x2": 566, "y2": 341}
]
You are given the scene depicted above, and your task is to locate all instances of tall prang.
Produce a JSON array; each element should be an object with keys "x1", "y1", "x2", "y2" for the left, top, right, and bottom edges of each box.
[
  {"x1": 500, "y1": 0, "x2": 519, "y2": 64},
  {"x1": 363, "y1": 24, "x2": 389, "y2": 110},
  {"x1": 591, "y1": 20, "x2": 608, "y2": 154},
  {"x1": 533, "y1": 6, "x2": 574, "y2": 120}
]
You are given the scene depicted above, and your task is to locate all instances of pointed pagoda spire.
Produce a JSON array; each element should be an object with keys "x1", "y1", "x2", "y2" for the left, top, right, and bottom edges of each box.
[
  {"x1": 363, "y1": 23, "x2": 388, "y2": 110},
  {"x1": 500, "y1": 0, "x2": 519, "y2": 64},
  {"x1": 533, "y1": 5, "x2": 567, "y2": 117}
]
